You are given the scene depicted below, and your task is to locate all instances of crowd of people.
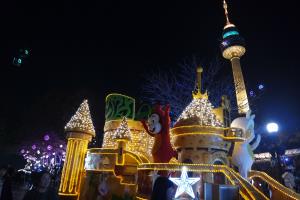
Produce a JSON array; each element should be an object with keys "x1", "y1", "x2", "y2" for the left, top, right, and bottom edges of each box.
[{"x1": 0, "y1": 165, "x2": 59, "y2": 200}]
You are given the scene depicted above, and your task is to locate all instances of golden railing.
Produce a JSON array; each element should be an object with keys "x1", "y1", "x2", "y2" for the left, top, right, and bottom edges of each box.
[
  {"x1": 137, "y1": 163, "x2": 268, "y2": 200},
  {"x1": 171, "y1": 125, "x2": 246, "y2": 142},
  {"x1": 249, "y1": 170, "x2": 300, "y2": 200}
]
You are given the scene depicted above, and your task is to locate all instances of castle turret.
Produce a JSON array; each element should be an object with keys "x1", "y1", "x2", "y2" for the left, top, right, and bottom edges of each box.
[
  {"x1": 59, "y1": 100, "x2": 95, "y2": 199},
  {"x1": 220, "y1": 0, "x2": 250, "y2": 115},
  {"x1": 113, "y1": 116, "x2": 132, "y2": 165}
]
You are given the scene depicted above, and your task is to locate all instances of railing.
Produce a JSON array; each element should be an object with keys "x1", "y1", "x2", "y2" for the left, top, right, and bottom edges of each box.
[
  {"x1": 249, "y1": 170, "x2": 300, "y2": 200},
  {"x1": 171, "y1": 125, "x2": 246, "y2": 142},
  {"x1": 137, "y1": 163, "x2": 269, "y2": 200}
]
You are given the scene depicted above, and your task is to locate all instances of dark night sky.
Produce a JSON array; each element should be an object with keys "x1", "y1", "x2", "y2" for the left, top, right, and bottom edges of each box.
[{"x1": 0, "y1": 0, "x2": 300, "y2": 148}]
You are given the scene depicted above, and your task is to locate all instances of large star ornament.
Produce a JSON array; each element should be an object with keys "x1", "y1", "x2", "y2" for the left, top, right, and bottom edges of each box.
[{"x1": 169, "y1": 167, "x2": 200, "y2": 199}]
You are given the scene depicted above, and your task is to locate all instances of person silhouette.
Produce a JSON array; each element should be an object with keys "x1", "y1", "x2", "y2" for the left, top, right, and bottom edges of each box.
[{"x1": 151, "y1": 176, "x2": 174, "y2": 200}]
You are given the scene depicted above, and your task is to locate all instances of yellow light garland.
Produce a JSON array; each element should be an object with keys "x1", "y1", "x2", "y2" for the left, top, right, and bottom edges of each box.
[
  {"x1": 249, "y1": 170, "x2": 300, "y2": 200},
  {"x1": 175, "y1": 97, "x2": 223, "y2": 127},
  {"x1": 65, "y1": 100, "x2": 95, "y2": 136}
]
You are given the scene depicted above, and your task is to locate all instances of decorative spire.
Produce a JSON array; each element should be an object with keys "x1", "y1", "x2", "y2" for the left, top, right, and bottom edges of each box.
[
  {"x1": 113, "y1": 117, "x2": 131, "y2": 141},
  {"x1": 223, "y1": 0, "x2": 231, "y2": 25},
  {"x1": 65, "y1": 100, "x2": 96, "y2": 136},
  {"x1": 196, "y1": 67, "x2": 203, "y2": 94},
  {"x1": 193, "y1": 66, "x2": 208, "y2": 99}
]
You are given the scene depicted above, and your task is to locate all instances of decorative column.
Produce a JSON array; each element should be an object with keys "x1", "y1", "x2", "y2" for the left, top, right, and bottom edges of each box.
[{"x1": 59, "y1": 100, "x2": 95, "y2": 200}]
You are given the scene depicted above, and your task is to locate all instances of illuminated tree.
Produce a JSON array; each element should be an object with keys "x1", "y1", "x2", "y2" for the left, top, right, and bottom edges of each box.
[{"x1": 113, "y1": 117, "x2": 131, "y2": 141}]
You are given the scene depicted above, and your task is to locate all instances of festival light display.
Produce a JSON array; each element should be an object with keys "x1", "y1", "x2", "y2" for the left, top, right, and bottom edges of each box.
[
  {"x1": 57, "y1": 1, "x2": 300, "y2": 199},
  {"x1": 19, "y1": 133, "x2": 66, "y2": 174},
  {"x1": 59, "y1": 100, "x2": 95, "y2": 198},
  {"x1": 169, "y1": 166, "x2": 200, "y2": 199},
  {"x1": 65, "y1": 99, "x2": 95, "y2": 136},
  {"x1": 175, "y1": 95, "x2": 223, "y2": 128},
  {"x1": 112, "y1": 117, "x2": 131, "y2": 141}
]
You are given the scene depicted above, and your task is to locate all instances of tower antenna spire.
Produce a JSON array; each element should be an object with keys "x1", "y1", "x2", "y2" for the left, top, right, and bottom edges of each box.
[
  {"x1": 223, "y1": 0, "x2": 231, "y2": 25},
  {"x1": 193, "y1": 66, "x2": 208, "y2": 99}
]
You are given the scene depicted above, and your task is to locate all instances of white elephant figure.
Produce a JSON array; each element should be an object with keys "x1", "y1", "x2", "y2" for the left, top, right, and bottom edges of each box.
[{"x1": 230, "y1": 110, "x2": 261, "y2": 179}]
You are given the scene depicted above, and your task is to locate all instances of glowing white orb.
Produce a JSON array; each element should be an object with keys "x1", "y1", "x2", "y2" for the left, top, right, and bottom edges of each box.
[{"x1": 266, "y1": 122, "x2": 279, "y2": 133}]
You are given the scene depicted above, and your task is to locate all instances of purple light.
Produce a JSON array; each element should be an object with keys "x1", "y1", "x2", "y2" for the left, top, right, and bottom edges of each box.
[
  {"x1": 20, "y1": 149, "x2": 25, "y2": 154},
  {"x1": 249, "y1": 91, "x2": 255, "y2": 97},
  {"x1": 47, "y1": 145, "x2": 53, "y2": 151},
  {"x1": 44, "y1": 134, "x2": 50, "y2": 141},
  {"x1": 59, "y1": 144, "x2": 63, "y2": 148},
  {"x1": 31, "y1": 145, "x2": 37, "y2": 150}
]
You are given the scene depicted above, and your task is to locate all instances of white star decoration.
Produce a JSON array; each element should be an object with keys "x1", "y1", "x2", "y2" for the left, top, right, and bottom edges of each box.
[{"x1": 169, "y1": 167, "x2": 200, "y2": 199}]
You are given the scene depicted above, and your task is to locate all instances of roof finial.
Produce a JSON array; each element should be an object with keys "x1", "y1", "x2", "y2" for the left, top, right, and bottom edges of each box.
[
  {"x1": 193, "y1": 66, "x2": 208, "y2": 99},
  {"x1": 223, "y1": 0, "x2": 231, "y2": 25},
  {"x1": 196, "y1": 67, "x2": 203, "y2": 94}
]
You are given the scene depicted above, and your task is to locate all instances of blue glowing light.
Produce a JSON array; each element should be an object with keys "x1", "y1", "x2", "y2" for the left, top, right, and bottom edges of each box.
[
  {"x1": 258, "y1": 84, "x2": 264, "y2": 90},
  {"x1": 223, "y1": 31, "x2": 239, "y2": 39},
  {"x1": 221, "y1": 41, "x2": 228, "y2": 46},
  {"x1": 285, "y1": 157, "x2": 289, "y2": 162},
  {"x1": 17, "y1": 58, "x2": 22, "y2": 64},
  {"x1": 249, "y1": 91, "x2": 255, "y2": 97}
]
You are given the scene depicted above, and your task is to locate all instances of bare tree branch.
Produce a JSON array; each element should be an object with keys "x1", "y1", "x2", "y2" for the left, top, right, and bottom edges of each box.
[{"x1": 140, "y1": 56, "x2": 264, "y2": 125}]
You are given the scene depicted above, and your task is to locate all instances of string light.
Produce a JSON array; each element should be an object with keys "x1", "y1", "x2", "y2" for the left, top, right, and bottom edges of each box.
[
  {"x1": 65, "y1": 100, "x2": 95, "y2": 136},
  {"x1": 175, "y1": 97, "x2": 223, "y2": 127},
  {"x1": 59, "y1": 100, "x2": 95, "y2": 197},
  {"x1": 249, "y1": 170, "x2": 300, "y2": 200},
  {"x1": 102, "y1": 120, "x2": 154, "y2": 161},
  {"x1": 113, "y1": 117, "x2": 131, "y2": 141},
  {"x1": 59, "y1": 138, "x2": 89, "y2": 195},
  {"x1": 59, "y1": 98, "x2": 297, "y2": 200},
  {"x1": 138, "y1": 163, "x2": 269, "y2": 200}
]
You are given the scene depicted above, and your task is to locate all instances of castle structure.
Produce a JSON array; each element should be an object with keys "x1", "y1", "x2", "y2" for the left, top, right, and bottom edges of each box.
[{"x1": 58, "y1": 1, "x2": 300, "y2": 200}]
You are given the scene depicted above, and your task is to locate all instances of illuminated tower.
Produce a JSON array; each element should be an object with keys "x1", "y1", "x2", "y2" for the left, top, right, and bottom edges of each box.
[
  {"x1": 59, "y1": 100, "x2": 95, "y2": 199},
  {"x1": 220, "y1": 0, "x2": 250, "y2": 115}
]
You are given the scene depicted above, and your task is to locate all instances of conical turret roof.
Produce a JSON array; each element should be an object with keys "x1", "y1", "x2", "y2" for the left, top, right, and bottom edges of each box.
[
  {"x1": 65, "y1": 100, "x2": 96, "y2": 136},
  {"x1": 175, "y1": 95, "x2": 223, "y2": 128}
]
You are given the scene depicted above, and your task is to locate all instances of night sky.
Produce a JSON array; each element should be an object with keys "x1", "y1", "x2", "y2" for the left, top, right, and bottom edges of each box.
[{"x1": 1, "y1": 0, "x2": 300, "y2": 150}]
